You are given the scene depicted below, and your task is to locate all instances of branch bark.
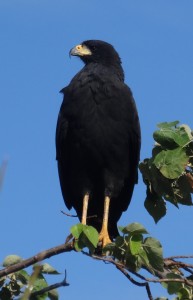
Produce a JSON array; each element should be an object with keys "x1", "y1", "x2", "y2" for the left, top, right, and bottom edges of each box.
[
  {"x1": 31, "y1": 270, "x2": 69, "y2": 298},
  {"x1": 0, "y1": 241, "x2": 74, "y2": 278}
]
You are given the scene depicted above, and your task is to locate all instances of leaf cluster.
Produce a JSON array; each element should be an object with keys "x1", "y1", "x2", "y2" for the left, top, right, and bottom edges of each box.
[
  {"x1": 161, "y1": 273, "x2": 193, "y2": 300},
  {"x1": 70, "y1": 222, "x2": 163, "y2": 275},
  {"x1": 70, "y1": 222, "x2": 164, "y2": 275},
  {"x1": 70, "y1": 223, "x2": 99, "y2": 253},
  {"x1": 0, "y1": 255, "x2": 59, "y2": 300},
  {"x1": 103, "y1": 222, "x2": 163, "y2": 273},
  {"x1": 1, "y1": 223, "x2": 193, "y2": 300},
  {"x1": 139, "y1": 121, "x2": 193, "y2": 222},
  {"x1": 70, "y1": 223, "x2": 193, "y2": 299}
]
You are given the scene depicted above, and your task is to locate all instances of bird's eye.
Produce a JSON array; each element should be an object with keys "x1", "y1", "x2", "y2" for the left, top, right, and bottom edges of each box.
[
  {"x1": 90, "y1": 45, "x2": 96, "y2": 51},
  {"x1": 76, "y1": 45, "x2": 82, "y2": 50}
]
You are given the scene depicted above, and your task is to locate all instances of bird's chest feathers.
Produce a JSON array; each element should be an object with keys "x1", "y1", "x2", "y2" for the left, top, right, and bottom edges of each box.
[
  {"x1": 64, "y1": 70, "x2": 124, "y2": 146},
  {"x1": 69, "y1": 71, "x2": 117, "y2": 115}
]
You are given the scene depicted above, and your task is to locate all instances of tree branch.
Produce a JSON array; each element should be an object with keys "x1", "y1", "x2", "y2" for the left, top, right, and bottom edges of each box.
[
  {"x1": 0, "y1": 241, "x2": 74, "y2": 278},
  {"x1": 1, "y1": 238, "x2": 193, "y2": 300},
  {"x1": 165, "y1": 255, "x2": 193, "y2": 259},
  {"x1": 61, "y1": 210, "x2": 97, "y2": 220},
  {"x1": 116, "y1": 265, "x2": 153, "y2": 300},
  {"x1": 82, "y1": 251, "x2": 154, "y2": 300},
  {"x1": 61, "y1": 210, "x2": 78, "y2": 218},
  {"x1": 82, "y1": 251, "x2": 193, "y2": 287},
  {"x1": 164, "y1": 258, "x2": 193, "y2": 269},
  {"x1": 30, "y1": 270, "x2": 69, "y2": 297}
]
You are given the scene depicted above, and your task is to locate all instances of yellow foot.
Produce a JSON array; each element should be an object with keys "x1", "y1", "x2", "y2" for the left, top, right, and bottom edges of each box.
[{"x1": 98, "y1": 229, "x2": 112, "y2": 248}]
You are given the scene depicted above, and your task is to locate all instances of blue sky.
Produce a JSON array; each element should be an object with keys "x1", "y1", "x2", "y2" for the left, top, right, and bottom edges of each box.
[{"x1": 0, "y1": 1, "x2": 193, "y2": 299}]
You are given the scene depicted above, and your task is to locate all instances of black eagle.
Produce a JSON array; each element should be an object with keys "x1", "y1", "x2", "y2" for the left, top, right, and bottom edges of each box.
[{"x1": 56, "y1": 40, "x2": 141, "y2": 247}]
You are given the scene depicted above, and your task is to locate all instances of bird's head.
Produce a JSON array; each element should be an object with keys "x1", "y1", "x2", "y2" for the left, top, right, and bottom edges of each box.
[{"x1": 69, "y1": 40, "x2": 122, "y2": 67}]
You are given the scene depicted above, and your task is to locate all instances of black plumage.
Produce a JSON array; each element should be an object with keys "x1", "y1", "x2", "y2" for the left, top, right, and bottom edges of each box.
[{"x1": 56, "y1": 40, "x2": 141, "y2": 241}]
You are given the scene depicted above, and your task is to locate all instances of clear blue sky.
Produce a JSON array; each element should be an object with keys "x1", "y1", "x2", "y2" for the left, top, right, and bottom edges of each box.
[{"x1": 0, "y1": 1, "x2": 193, "y2": 299}]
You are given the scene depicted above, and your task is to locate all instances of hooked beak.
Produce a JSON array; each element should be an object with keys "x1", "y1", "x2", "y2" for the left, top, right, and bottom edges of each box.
[{"x1": 69, "y1": 44, "x2": 92, "y2": 57}]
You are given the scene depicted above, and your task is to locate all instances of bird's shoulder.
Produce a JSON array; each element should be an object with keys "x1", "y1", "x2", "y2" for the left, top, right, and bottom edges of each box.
[
  {"x1": 58, "y1": 64, "x2": 140, "y2": 135},
  {"x1": 61, "y1": 64, "x2": 134, "y2": 106}
]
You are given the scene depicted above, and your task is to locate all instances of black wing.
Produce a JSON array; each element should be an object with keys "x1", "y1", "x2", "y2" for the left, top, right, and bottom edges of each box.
[{"x1": 55, "y1": 94, "x2": 72, "y2": 210}]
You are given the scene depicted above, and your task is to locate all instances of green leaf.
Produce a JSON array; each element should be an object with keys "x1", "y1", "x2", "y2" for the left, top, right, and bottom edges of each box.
[
  {"x1": 3, "y1": 255, "x2": 22, "y2": 267},
  {"x1": 70, "y1": 223, "x2": 84, "y2": 239},
  {"x1": 163, "y1": 273, "x2": 183, "y2": 295},
  {"x1": 0, "y1": 287, "x2": 12, "y2": 300},
  {"x1": 103, "y1": 242, "x2": 116, "y2": 256},
  {"x1": 157, "y1": 121, "x2": 179, "y2": 129},
  {"x1": 122, "y1": 223, "x2": 148, "y2": 235},
  {"x1": 139, "y1": 158, "x2": 152, "y2": 182},
  {"x1": 154, "y1": 122, "x2": 192, "y2": 149},
  {"x1": 118, "y1": 226, "x2": 124, "y2": 232},
  {"x1": 79, "y1": 232, "x2": 95, "y2": 253},
  {"x1": 177, "y1": 287, "x2": 191, "y2": 300},
  {"x1": 74, "y1": 238, "x2": 85, "y2": 252},
  {"x1": 145, "y1": 196, "x2": 166, "y2": 221},
  {"x1": 31, "y1": 274, "x2": 48, "y2": 299},
  {"x1": 172, "y1": 175, "x2": 193, "y2": 206},
  {"x1": 130, "y1": 234, "x2": 143, "y2": 255},
  {"x1": 41, "y1": 263, "x2": 60, "y2": 275},
  {"x1": 177, "y1": 125, "x2": 193, "y2": 146},
  {"x1": 73, "y1": 225, "x2": 99, "y2": 253},
  {"x1": 0, "y1": 276, "x2": 6, "y2": 288},
  {"x1": 144, "y1": 190, "x2": 166, "y2": 223},
  {"x1": 143, "y1": 237, "x2": 163, "y2": 271},
  {"x1": 153, "y1": 148, "x2": 189, "y2": 179},
  {"x1": 114, "y1": 238, "x2": 126, "y2": 260},
  {"x1": 115, "y1": 236, "x2": 125, "y2": 248},
  {"x1": 15, "y1": 270, "x2": 30, "y2": 284},
  {"x1": 180, "y1": 124, "x2": 193, "y2": 140},
  {"x1": 103, "y1": 238, "x2": 126, "y2": 260},
  {"x1": 82, "y1": 225, "x2": 99, "y2": 248},
  {"x1": 70, "y1": 224, "x2": 99, "y2": 252},
  {"x1": 138, "y1": 248, "x2": 150, "y2": 267},
  {"x1": 30, "y1": 293, "x2": 47, "y2": 300},
  {"x1": 48, "y1": 289, "x2": 59, "y2": 300},
  {"x1": 125, "y1": 250, "x2": 142, "y2": 272},
  {"x1": 10, "y1": 279, "x2": 21, "y2": 296}
]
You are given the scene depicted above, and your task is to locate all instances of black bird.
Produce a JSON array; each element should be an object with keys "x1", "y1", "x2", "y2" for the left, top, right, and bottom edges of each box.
[{"x1": 56, "y1": 40, "x2": 141, "y2": 247}]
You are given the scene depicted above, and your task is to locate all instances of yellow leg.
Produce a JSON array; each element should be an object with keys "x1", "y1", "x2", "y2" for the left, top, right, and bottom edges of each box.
[
  {"x1": 81, "y1": 194, "x2": 89, "y2": 225},
  {"x1": 65, "y1": 194, "x2": 89, "y2": 246},
  {"x1": 99, "y1": 196, "x2": 112, "y2": 247}
]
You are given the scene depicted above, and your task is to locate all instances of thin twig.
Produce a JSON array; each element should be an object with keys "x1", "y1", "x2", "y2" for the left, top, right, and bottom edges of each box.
[
  {"x1": 183, "y1": 266, "x2": 193, "y2": 275},
  {"x1": 31, "y1": 270, "x2": 69, "y2": 297},
  {"x1": 145, "y1": 283, "x2": 154, "y2": 300},
  {"x1": 60, "y1": 210, "x2": 97, "y2": 220},
  {"x1": 86, "y1": 214, "x2": 98, "y2": 219},
  {"x1": 145, "y1": 277, "x2": 193, "y2": 286},
  {"x1": 82, "y1": 251, "x2": 193, "y2": 287},
  {"x1": 82, "y1": 251, "x2": 153, "y2": 300},
  {"x1": 21, "y1": 265, "x2": 42, "y2": 300},
  {"x1": 165, "y1": 255, "x2": 193, "y2": 259},
  {"x1": 61, "y1": 211, "x2": 77, "y2": 218},
  {"x1": 164, "y1": 259, "x2": 193, "y2": 269},
  {"x1": 115, "y1": 264, "x2": 147, "y2": 287},
  {"x1": 115, "y1": 266, "x2": 153, "y2": 300}
]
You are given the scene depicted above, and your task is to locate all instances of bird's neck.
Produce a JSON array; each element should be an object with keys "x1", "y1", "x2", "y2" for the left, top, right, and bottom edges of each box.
[{"x1": 85, "y1": 62, "x2": 125, "y2": 82}]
